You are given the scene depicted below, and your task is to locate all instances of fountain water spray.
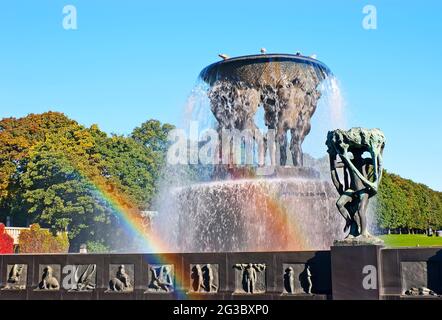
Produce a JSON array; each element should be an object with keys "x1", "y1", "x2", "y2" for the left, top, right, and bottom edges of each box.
[{"x1": 153, "y1": 54, "x2": 349, "y2": 252}]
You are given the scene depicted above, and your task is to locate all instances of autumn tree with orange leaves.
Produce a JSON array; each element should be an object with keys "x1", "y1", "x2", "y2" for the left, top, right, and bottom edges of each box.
[
  {"x1": 18, "y1": 224, "x2": 69, "y2": 253},
  {"x1": 0, "y1": 112, "x2": 173, "y2": 252}
]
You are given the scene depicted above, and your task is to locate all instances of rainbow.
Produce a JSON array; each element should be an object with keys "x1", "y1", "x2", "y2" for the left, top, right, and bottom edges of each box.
[
  {"x1": 222, "y1": 168, "x2": 309, "y2": 251},
  {"x1": 72, "y1": 159, "x2": 309, "y2": 299},
  {"x1": 247, "y1": 187, "x2": 309, "y2": 251},
  {"x1": 73, "y1": 171, "x2": 189, "y2": 299}
]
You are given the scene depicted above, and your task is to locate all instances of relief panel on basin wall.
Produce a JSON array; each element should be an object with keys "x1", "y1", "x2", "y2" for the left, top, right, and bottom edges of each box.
[
  {"x1": 401, "y1": 261, "x2": 441, "y2": 295},
  {"x1": 2, "y1": 264, "x2": 27, "y2": 290},
  {"x1": 35, "y1": 265, "x2": 61, "y2": 291},
  {"x1": 63, "y1": 264, "x2": 97, "y2": 292},
  {"x1": 282, "y1": 263, "x2": 312, "y2": 295},
  {"x1": 146, "y1": 264, "x2": 174, "y2": 293},
  {"x1": 189, "y1": 264, "x2": 219, "y2": 294},
  {"x1": 233, "y1": 263, "x2": 266, "y2": 294},
  {"x1": 107, "y1": 264, "x2": 134, "y2": 293}
]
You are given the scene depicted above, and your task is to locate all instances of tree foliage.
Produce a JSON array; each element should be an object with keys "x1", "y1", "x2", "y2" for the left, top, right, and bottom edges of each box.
[
  {"x1": 0, "y1": 112, "x2": 174, "y2": 252},
  {"x1": 0, "y1": 223, "x2": 14, "y2": 253},
  {"x1": 377, "y1": 171, "x2": 442, "y2": 233},
  {"x1": 131, "y1": 119, "x2": 174, "y2": 153},
  {"x1": 18, "y1": 224, "x2": 69, "y2": 253},
  {"x1": 2, "y1": 111, "x2": 440, "y2": 249}
]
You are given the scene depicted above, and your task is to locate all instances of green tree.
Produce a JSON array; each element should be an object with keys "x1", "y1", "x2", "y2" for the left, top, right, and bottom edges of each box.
[
  {"x1": 131, "y1": 119, "x2": 174, "y2": 153},
  {"x1": 130, "y1": 119, "x2": 176, "y2": 205},
  {"x1": 95, "y1": 134, "x2": 157, "y2": 209},
  {"x1": 377, "y1": 170, "x2": 442, "y2": 234},
  {"x1": 0, "y1": 112, "x2": 78, "y2": 225},
  {"x1": 0, "y1": 112, "x2": 174, "y2": 252}
]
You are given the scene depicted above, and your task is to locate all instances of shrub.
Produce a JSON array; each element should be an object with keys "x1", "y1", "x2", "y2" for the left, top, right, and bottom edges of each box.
[
  {"x1": 18, "y1": 224, "x2": 69, "y2": 253},
  {"x1": 0, "y1": 223, "x2": 14, "y2": 254}
]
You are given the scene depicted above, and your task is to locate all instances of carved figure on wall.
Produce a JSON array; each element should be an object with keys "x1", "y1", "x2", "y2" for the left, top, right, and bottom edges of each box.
[
  {"x1": 283, "y1": 267, "x2": 295, "y2": 293},
  {"x1": 109, "y1": 264, "x2": 132, "y2": 292},
  {"x1": 190, "y1": 264, "x2": 218, "y2": 293},
  {"x1": 191, "y1": 264, "x2": 204, "y2": 292},
  {"x1": 38, "y1": 265, "x2": 60, "y2": 290},
  {"x1": 69, "y1": 264, "x2": 97, "y2": 292},
  {"x1": 405, "y1": 287, "x2": 438, "y2": 296},
  {"x1": 284, "y1": 263, "x2": 313, "y2": 294},
  {"x1": 3, "y1": 264, "x2": 27, "y2": 290},
  {"x1": 234, "y1": 263, "x2": 266, "y2": 294},
  {"x1": 202, "y1": 264, "x2": 217, "y2": 293},
  {"x1": 148, "y1": 265, "x2": 174, "y2": 292},
  {"x1": 304, "y1": 264, "x2": 312, "y2": 294},
  {"x1": 8, "y1": 264, "x2": 24, "y2": 284}
]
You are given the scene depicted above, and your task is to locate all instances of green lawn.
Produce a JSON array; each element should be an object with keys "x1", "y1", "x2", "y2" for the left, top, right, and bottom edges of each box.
[{"x1": 379, "y1": 234, "x2": 442, "y2": 248}]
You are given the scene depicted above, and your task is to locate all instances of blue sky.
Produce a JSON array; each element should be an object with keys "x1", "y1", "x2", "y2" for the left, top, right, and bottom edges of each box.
[{"x1": 0, "y1": 0, "x2": 441, "y2": 191}]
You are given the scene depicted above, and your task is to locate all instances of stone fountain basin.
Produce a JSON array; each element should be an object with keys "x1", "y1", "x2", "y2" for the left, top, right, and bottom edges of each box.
[
  {"x1": 169, "y1": 177, "x2": 342, "y2": 253},
  {"x1": 199, "y1": 54, "x2": 331, "y2": 88}
]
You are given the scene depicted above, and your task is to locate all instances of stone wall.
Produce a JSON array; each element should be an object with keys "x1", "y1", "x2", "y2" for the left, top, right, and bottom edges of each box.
[
  {"x1": 1, "y1": 246, "x2": 441, "y2": 300},
  {"x1": 331, "y1": 246, "x2": 442, "y2": 300},
  {"x1": 0, "y1": 251, "x2": 331, "y2": 300},
  {"x1": 381, "y1": 247, "x2": 442, "y2": 299}
]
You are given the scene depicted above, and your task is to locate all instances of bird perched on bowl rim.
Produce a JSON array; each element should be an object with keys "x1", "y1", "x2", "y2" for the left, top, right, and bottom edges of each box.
[{"x1": 218, "y1": 54, "x2": 229, "y2": 60}]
